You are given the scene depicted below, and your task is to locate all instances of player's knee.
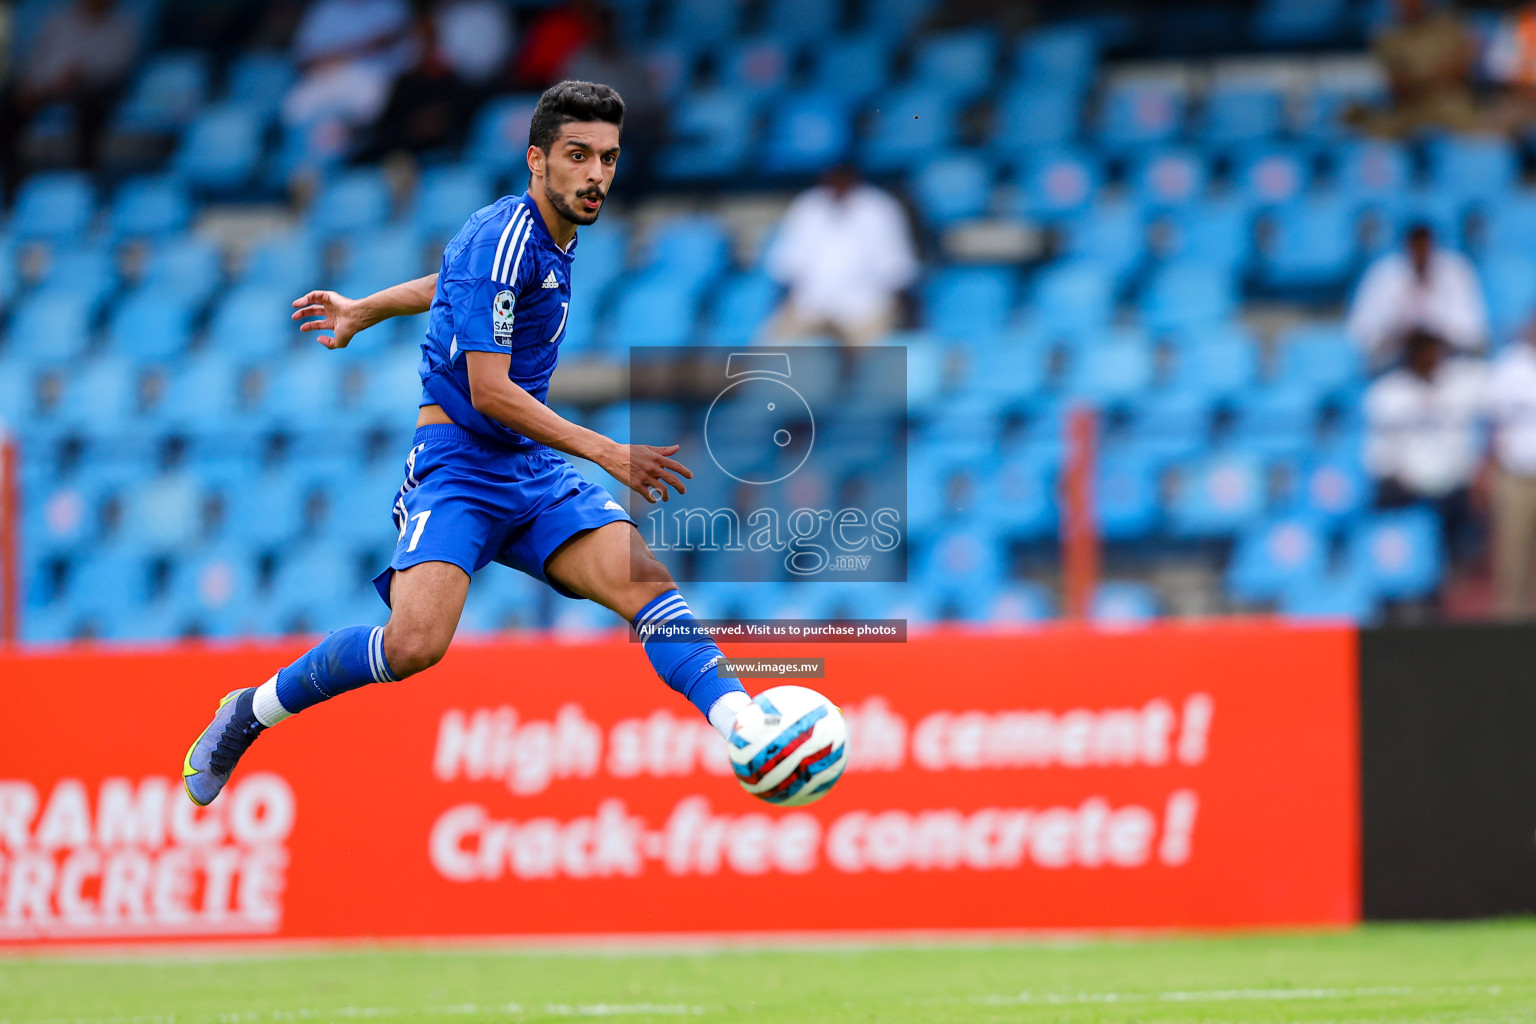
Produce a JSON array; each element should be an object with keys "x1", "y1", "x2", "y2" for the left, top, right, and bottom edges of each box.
[
  {"x1": 382, "y1": 625, "x2": 450, "y2": 679},
  {"x1": 630, "y1": 547, "x2": 673, "y2": 586}
]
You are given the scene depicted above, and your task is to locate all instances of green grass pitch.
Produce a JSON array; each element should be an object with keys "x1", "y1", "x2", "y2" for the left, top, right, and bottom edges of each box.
[{"x1": 2, "y1": 920, "x2": 1534, "y2": 1023}]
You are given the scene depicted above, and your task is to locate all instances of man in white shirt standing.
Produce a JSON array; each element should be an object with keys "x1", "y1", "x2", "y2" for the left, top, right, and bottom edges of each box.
[
  {"x1": 1485, "y1": 328, "x2": 1536, "y2": 616},
  {"x1": 763, "y1": 163, "x2": 919, "y2": 346},
  {"x1": 1346, "y1": 223, "x2": 1487, "y2": 365},
  {"x1": 1364, "y1": 329, "x2": 1488, "y2": 559}
]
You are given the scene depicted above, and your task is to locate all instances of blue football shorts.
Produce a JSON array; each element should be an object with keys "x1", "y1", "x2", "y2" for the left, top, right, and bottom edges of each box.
[{"x1": 371, "y1": 424, "x2": 634, "y2": 606}]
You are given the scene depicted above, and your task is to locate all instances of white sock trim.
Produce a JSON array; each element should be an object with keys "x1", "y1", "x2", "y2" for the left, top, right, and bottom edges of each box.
[
  {"x1": 252, "y1": 675, "x2": 292, "y2": 727},
  {"x1": 707, "y1": 690, "x2": 753, "y2": 740}
]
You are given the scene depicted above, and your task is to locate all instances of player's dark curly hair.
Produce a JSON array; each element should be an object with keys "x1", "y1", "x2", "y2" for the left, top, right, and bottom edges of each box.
[{"x1": 528, "y1": 80, "x2": 625, "y2": 153}]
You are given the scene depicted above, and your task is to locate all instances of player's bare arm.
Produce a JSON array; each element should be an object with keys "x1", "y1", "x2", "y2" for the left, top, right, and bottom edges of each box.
[
  {"x1": 464, "y1": 350, "x2": 691, "y2": 503},
  {"x1": 290, "y1": 274, "x2": 439, "y2": 349}
]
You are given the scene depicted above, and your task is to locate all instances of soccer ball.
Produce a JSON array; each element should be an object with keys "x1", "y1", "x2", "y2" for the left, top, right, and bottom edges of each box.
[{"x1": 727, "y1": 686, "x2": 849, "y2": 806}]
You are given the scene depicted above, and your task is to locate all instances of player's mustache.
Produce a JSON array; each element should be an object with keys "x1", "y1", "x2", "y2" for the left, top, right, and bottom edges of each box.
[{"x1": 576, "y1": 187, "x2": 605, "y2": 201}]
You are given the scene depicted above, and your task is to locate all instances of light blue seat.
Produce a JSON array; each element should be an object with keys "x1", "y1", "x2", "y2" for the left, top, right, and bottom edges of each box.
[
  {"x1": 151, "y1": 352, "x2": 243, "y2": 429},
  {"x1": 973, "y1": 452, "x2": 1056, "y2": 539},
  {"x1": 11, "y1": 172, "x2": 94, "y2": 240},
  {"x1": 1480, "y1": 189, "x2": 1536, "y2": 258},
  {"x1": 1230, "y1": 385, "x2": 1319, "y2": 460},
  {"x1": 241, "y1": 232, "x2": 321, "y2": 293},
  {"x1": 1058, "y1": 199, "x2": 1145, "y2": 286},
  {"x1": 1133, "y1": 148, "x2": 1208, "y2": 207},
  {"x1": 808, "y1": 34, "x2": 891, "y2": 100},
  {"x1": 1275, "y1": 324, "x2": 1365, "y2": 391},
  {"x1": 1019, "y1": 148, "x2": 1101, "y2": 215},
  {"x1": 1257, "y1": 194, "x2": 1358, "y2": 291},
  {"x1": 311, "y1": 169, "x2": 392, "y2": 235},
  {"x1": 1334, "y1": 140, "x2": 1410, "y2": 198},
  {"x1": 37, "y1": 244, "x2": 115, "y2": 307},
  {"x1": 1125, "y1": 390, "x2": 1215, "y2": 461},
  {"x1": 344, "y1": 341, "x2": 426, "y2": 422},
  {"x1": 910, "y1": 153, "x2": 991, "y2": 226},
  {"x1": 705, "y1": 271, "x2": 778, "y2": 346},
  {"x1": 1387, "y1": 189, "x2": 1464, "y2": 248},
  {"x1": 1348, "y1": 508, "x2": 1443, "y2": 601},
  {"x1": 165, "y1": 546, "x2": 261, "y2": 636},
  {"x1": 763, "y1": 0, "x2": 843, "y2": 41},
  {"x1": 1482, "y1": 252, "x2": 1536, "y2": 339},
  {"x1": 760, "y1": 92, "x2": 853, "y2": 175},
  {"x1": 570, "y1": 217, "x2": 629, "y2": 302},
  {"x1": 911, "y1": 29, "x2": 998, "y2": 100},
  {"x1": 174, "y1": 104, "x2": 263, "y2": 191},
  {"x1": 1279, "y1": 569, "x2": 1377, "y2": 621},
  {"x1": 992, "y1": 84, "x2": 1081, "y2": 150},
  {"x1": 115, "y1": 52, "x2": 209, "y2": 132},
  {"x1": 925, "y1": 266, "x2": 1015, "y2": 339},
  {"x1": 1236, "y1": 147, "x2": 1311, "y2": 206},
  {"x1": 1032, "y1": 260, "x2": 1114, "y2": 332},
  {"x1": 6, "y1": 288, "x2": 91, "y2": 364},
  {"x1": 110, "y1": 286, "x2": 193, "y2": 363},
  {"x1": 1091, "y1": 582, "x2": 1160, "y2": 624},
  {"x1": 1096, "y1": 451, "x2": 1161, "y2": 539},
  {"x1": 606, "y1": 273, "x2": 699, "y2": 347},
  {"x1": 860, "y1": 87, "x2": 957, "y2": 172},
  {"x1": 1166, "y1": 328, "x2": 1260, "y2": 395},
  {"x1": 1228, "y1": 517, "x2": 1327, "y2": 603},
  {"x1": 116, "y1": 470, "x2": 207, "y2": 552},
  {"x1": 1250, "y1": 0, "x2": 1351, "y2": 47},
  {"x1": 656, "y1": 91, "x2": 756, "y2": 180},
  {"x1": 1160, "y1": 196, "x2": 1254, "y2": 270},
  {"x1": 1296, "y1": 80, "x2": 1386, "y2": 141},
  {"x1": 720, "y1": 38, "x2": 791, "y2": 99},
  {"x1": 309, "y1": 463, "x2": 402, "y2": 547},
  {"x1": 409, "y1": 166, "x2": 492, "y2": 237},
  {"x1": 250, "y1": 350, "x2": 344, "y2": 424},
  {"x1": 1014, "y1": 24, "x2": 1098, "y2": 94},
  {"x1": 48, "y1": 357, "x2": 138, "y2": 431},
  {"x1": 61, "y1": 549, "x2": 154, "y2": 624},
  {"x1": 641, "y1": 43, "x2": 696, "y2": 101},
  {"x1": 861, "y1": 0, "x2": 938, "y2": 35},
  {"x1": 1202, "y1": 85, "x2": 1285, "y2": 146},
  {"x1": 336, "y1": 227, "x2": 425, "y2": 298},
  {"x1": 1427, "y1": 136, "x2": 1518, "y2": 202},
  {"x1": 1169, "y1": 450, "x2": 1266, "y2": 536},
  {"x1": 140, "y1": 235, "x2": 223, "y2": 307},
  {"x1": 269, "y1": 539, "x2": 369, "y2": 621},
  {"x1": 663, "y1": 0, "x2": 744, "y2": 46},
  {"x1": 958, "y1": 334, "x2": 1048, "y2": 400},
  {"x1": 466, "y1": 94, "x2": 541, "y2": 171},
  {"x1": 643, "y1": 216, "x2": 730, "y2": 290},
  {"x1": 1096, "y1": 79, "x2": 1185, "y2": 149},
  {"x1": 219, "y1": 469, "x2": 314, "y2": 550},
  {"x1": 1296, "y1": 451, "x2": 1369, "y2": 522},
  {"x1": 110, "y1": 176, "x2": 192, "y2": 238},
  {"x1": 208, "y1": 285, "x2": 296, "y2": 358},
  {"x1": 1141, "y1": 261, "x2": 1237, "y2": 330},
  {"x1": 1068, "y1": 330, "x2": 1154, "y2": 401},
  {"x1": 916, "y1": 522, "x2": 1007, "y2": 591},
  {"x1": 226, "y1": 52, "x2": 296, "y2": 120}
]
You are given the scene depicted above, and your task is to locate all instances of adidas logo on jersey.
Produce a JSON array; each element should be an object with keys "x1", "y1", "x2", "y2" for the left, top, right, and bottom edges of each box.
[
  {"x1": 541, "y1": 270, "x2": 559, "y2": 289},
  {"x1": 603, "y1": 500, "x2": 624, "y2": 512}
]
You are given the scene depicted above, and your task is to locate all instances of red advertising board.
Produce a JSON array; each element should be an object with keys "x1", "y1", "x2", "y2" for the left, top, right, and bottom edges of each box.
[{"x1": 0, "y1": 623, "x2": 1358, "y2": 944}]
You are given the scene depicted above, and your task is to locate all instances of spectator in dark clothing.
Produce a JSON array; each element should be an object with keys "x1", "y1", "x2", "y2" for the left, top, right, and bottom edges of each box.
[
  {"x1": 563, "y1": 5, "x2": 661, "y2": 189},
  {"x1": 353, "y1": 7, "x2": 481, "y2": 161}
]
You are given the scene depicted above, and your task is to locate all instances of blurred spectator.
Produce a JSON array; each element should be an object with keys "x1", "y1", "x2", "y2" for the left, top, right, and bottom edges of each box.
[
  {"x1": 763, "y1": 164, "x2": 919, "y2": 346},
  {"x1": 1485, "y1": 328, "x2": 1536, "y2": 616},
  {"x1": 157, "y1": 0, "x2": 300, "y2": 57},
  {"x1": 513, "y1": 0, "x2": 600, "y2": 89},
  {"x1": 1364, "y1": 329, "x2": 1488, "y2": 556},
  {"x1": 1353, "y1": 0, "x2": 1479, "y2": 136},
  {"x1": 564, "y1": 6, "x2": 662, "y2": 188},
  {"x1": 282, "y1": 0, "x2": 411, "y2": 156},
  {"x1": 1485, "y1": 3, "x2": 1536, "y2": 129},
  {"x1": 0, "y1": 0, "x2": 141, "y2": 178},
  {"x1": 433, "y1": 0, "x2": 513, "y2": 86},
  {"x1": 1346, "y1": 223, "x2": 1487, "y2": 366}
]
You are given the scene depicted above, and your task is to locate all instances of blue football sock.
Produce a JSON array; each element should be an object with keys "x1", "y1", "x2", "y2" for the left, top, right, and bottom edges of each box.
[
  {"x1": 272, "y1": 624, "x2": 396, "y2": 715},
  {"x1": 632, "y1": 590, "x2": 746, "y2": 719}
]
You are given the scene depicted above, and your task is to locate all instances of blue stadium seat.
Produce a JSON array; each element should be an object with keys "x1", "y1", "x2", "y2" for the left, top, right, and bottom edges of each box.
[
  {"x1": 992, "y1": 84, "x2": 1081, "y2": 150},
  {"x1": 656, "y1": 91, "x2": 756, "y2": 180},
  {"x1": 911, "y1": 29, "x2": 998, "y2": 100},
  {"x1": 961, "y1": 582, "x2": 1055, "y2": 625},
  {"x1": 1019, "y1": 148, "x2": 1101, "y2": 216},
  {"x1": 1091, "y1": 582, "x2": 1160, "y2": 625},
  {"x1": 6, "y1": 288, "x2": 92, "y2": 364},
  {"x1": 111, "y1": 287, "x2": 193, "y2": 362},
  {"x1": 1169, "y1": 451, "x2": 1266, "y2": 536},
  {"x1": 409, "y1": 166, "x2": 492, "y2": 237},
  {"x1": 955, "y1": 333, "x2": 1047, "y2": 400},
  {"x1": 606, "y1": 272, "x2": 699, "y2": 347},
  {"x1": 268, "y1": 539, "x2": 369, "y2": 621},
  {"x1": 1228, "y1": 517, "x2": 1327, "y2": 603},
  {"x1": 164, "y1": 546, "x2": 261, "y2": 637},
  {"x1": 1031, "y1": 261, "x2": 1114, "y2": 332},
  {"x1": 346, "y1": 344, "x2": 425, "y2": 420},
  {"x1": 174, "y1": 105, "x2": 263, "y2": 191},
  {"x1": 152, "y1": 353, "x2": 243, "y2": 429},
  {"x1": 1279, "y1": 569, "x2": 1377, "y2": 621},
  {"x1": 116, "y1": 470, "x2": 207, "y2": 552},
  {"x1": 241, "y1": 232, "x2": 321, "y2": 293},
  {"x1": 762, "y1": 0, "x2": 844, "y2": 41},
  {"x1": 1133, "y1": 148, "x2": 1208, "y2": 207},
  {"x1": 306, "y1": 463, "x2": 402, "y2": 547},
  {"x1": 1125, "y1": 391, "x2": 1215, "y2": 461},
  {"x1": 1229, "y1": 384, "x2": 1320, "y2": 460},
  {"x1": 910, "y1": 154, "x2": 991, "y2": 226},
  {"x1": 140, "y1": 235, "x2": 223, "y2": 307},
  {"x1": 1427, "y1": 136, "x2": 1518, "y2": 202},
  {"x1": 1480, "y1": 189, "x2": 1536, "y2": 258},
  {"x1": 1159, "y1": 197, "x2": 1254, "y2": 270},
  {"x1": 861, "y1": 88, "x2": 958, "y2": 172},
  {"x1": 1296, "y1": 80, "x2": 1386, "y2": 142},
  {"x1": 760, "y1": 92, "x2": 853, "y2": 175},
  {"x1": 110, "y1": 176, "x2": 192, "y2": 238},
  {"x1": 336, "y1": 227, "x2": 425, "y2": 298},
  {"x1": 249, "y1": 350, "x2": 344, "y2": 425},
  {"x1": 1202, "y1": 85, "x2": 1286, "y2": 146},
  {"x1": 1388, "y1": 189, "x2": 1464, "y2": 248},
  {"x1": 1067, "y1": 330, "x2": 1154, "y2": 401},
  {"x1": 1275, "y1": 324, "x2": 1364, "y2": 392},
  {"x1": 1058, "y1": 199, "x2": 1145, "y2": 286},
  {"x1": 1096, "y1": 451, "x2": 1161, "y2": 539},
  {"x1": 1236, "y1": 147, "x2": 1311, "y2": 207},
  {"x1": 1165, "y1": 329, "x2": 1260, "y2": 395},
  {"x1": 1348, "y1": 508, "x2": 1442, "y2": 601},
  {"x1": 208, "y1": 285, "x2": 297, "y2": 358},
  {"x1": 11, "y1": 172, "x2": 94, "y2": 240},
  {"x1": 1096, "y1": 79, "x2": 1185, "y2": 149},
  {"x1": 1481, "y1": 252, "x2": 1536, "y2": 340},
  {"x1": 861, "y1": 0, "x2": 938, "y2": 35},
  {"x1": 1333, "y1": 140, "x2": 1410, "y2": 199},
  {"x1": 664, "y1": 0, "x2": 745, "y2": 46},
  {"x1": 1257, "y1": 194, "x2": 1358, "y2": 291},
  {"x1": 808, "y1": 34, "x2": 891, "y2": 100},
  {"x1": 38, "y1": 244, "x2": 115, "y2": 307},
  {"x1": 115, "y1": 52, "x2": 209, "y2": 133},
  {"x1": 226, "y1": 51, "x2": 296, "y2": 120},
  {"x1": 310, "y1": 170, "x2": 392, "y2": 236},
  {"x1": 1250, "y1": 0, "x2": 1351, "y2": 47},
  {"x1": 1297, "y1": 451, "x2": 1369, "y2": 522},
  {"x1": 219, "y1": 470, "x2": 314, "y2": 550},
  {"x1": 641, "y1": 43, "x2": 696, "y2": 101},
  {"x1": 705, "y1": 271, "x2": 778, "y2": 346},
  {"x1": 721, "y1": 38, "x2": 791, "y2": 99},
  {"x1": 47, "y1": 357, "x2": 138, "y2": 431},
  {"x1": 642, "y1": 216, "x2": 729, "y2": 290},
  {"x1": 60, "y1": 549, "x2": 154, "y2": 626},
  {"x1": 466, "y1": 95, "x2": 540, "y2": 172},
  {"x1": 925, "y1": 266, "x2": 1015, "y2": 339},
  {"x1": 1014, "y1": 24, "x2": 1098, "y2": 94},
  {"x1": 1141, "y1": 262, "x2": 1237, "y2": 330},
  {"x1": 916, "y1": 523, "x2": 1007, "y2": 591},
  {"x1": 572, "y1": 218, "x2": 629, "y2": 303}
]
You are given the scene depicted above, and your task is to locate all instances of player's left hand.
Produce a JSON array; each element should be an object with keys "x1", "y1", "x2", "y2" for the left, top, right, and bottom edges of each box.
[
  {"x1": 608, "y1": 444, "x2": 693, "y2": 503},
  {"x1": 291, "y1": 290, "x2": 368, "y2": 349}
]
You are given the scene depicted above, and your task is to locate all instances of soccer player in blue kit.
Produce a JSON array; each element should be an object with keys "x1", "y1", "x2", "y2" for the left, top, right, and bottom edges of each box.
[{"x1": 181, "y1": 81, "x2": 755, "y2": 805}]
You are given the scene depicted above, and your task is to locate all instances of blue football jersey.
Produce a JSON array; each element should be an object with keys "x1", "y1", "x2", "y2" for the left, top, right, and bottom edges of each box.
[{"x1": 418, "y1": 193, "x2": 576, "y2": 449}]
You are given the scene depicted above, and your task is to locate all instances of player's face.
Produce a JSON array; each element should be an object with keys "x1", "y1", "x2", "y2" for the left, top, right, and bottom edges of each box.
[{"x1": 535, "y1": 122, "x2": 621, "y2": 227}]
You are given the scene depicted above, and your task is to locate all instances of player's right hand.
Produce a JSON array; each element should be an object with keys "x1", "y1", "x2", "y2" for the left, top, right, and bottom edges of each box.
[
  {"x1": 611, "y1": 444, "x2": 692, "y2": 503},
  {"x1": 292, "y1": 290, "x2": 366, "y2": 349}
]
